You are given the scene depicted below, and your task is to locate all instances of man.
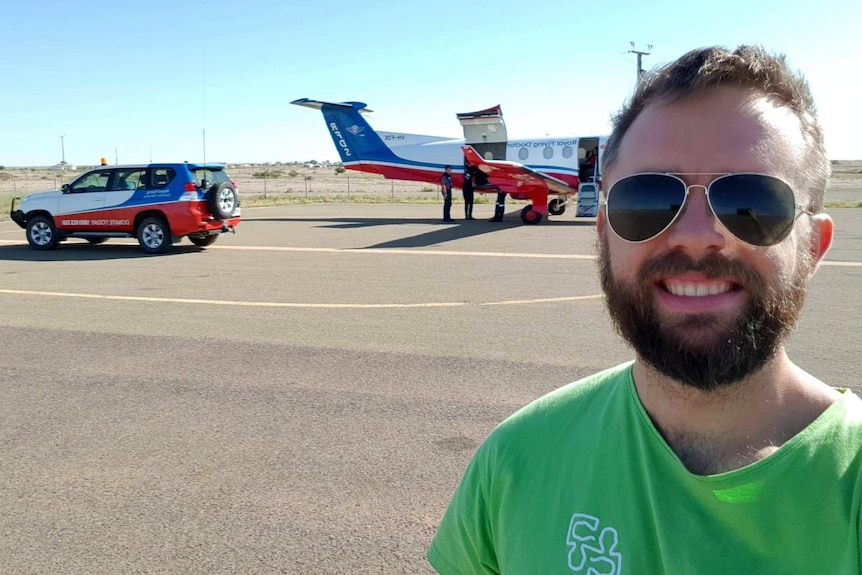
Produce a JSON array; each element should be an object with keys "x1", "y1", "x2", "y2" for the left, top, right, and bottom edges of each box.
[
  {"x1": 583, "y1": 149, "x2": 598, "y2": 182},
  {"x1": 428, "y1": 45, "x2": 861, "y2": 574},
  {"x1": 441, "y1": 165, "x2": 454, "y2": 222},
  {"x1": 473, "y1": 168, "x2": 506, "y2": 222},
  {"x1": 462, "y1": 162, "x2": 475, "y2": 220}
]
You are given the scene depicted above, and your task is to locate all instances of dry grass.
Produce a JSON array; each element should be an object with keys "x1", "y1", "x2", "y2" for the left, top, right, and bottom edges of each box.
[{"x1": 2, "y1": 161, "x2": 861, "y2": 221}]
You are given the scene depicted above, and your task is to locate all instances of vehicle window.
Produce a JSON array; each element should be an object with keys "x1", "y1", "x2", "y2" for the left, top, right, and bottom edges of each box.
[
  {"x1": 70, "y1": 170, "x2": 111, "y2": 193},
  {"x1": 111, "y1": 169, "x2": 147, "y2": 191},
  {"x1": 518, "y1": 148, "x2": 529, "y2": 161},
  {"x1": 191, "y1": 168, "x2": 230, "y2": 188},
  {"x1": 151, "y1": 168, "x2": 176, "y2": 189},
  {"x1": 543, "y1": 146, "x2": 554, "y2": 160}
]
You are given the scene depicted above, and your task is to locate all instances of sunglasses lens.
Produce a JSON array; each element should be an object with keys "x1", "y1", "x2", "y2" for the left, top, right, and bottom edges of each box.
[
  {"x1": 709, "y1": 174, "x2": 797, "y2": 246},
  {"x1": 607, "y1": 174, "x2": 686, "y2": 242}
]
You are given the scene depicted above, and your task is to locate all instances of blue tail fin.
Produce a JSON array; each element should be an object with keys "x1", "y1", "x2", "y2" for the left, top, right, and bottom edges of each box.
[{"x1": 291, "y1": 98, "x2": 397, "y2": 164}]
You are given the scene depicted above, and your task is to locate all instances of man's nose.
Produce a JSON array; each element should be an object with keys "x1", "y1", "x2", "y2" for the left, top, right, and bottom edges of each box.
[{"x1": 664, "y1": 186, "x2": 729, "y2": 254}]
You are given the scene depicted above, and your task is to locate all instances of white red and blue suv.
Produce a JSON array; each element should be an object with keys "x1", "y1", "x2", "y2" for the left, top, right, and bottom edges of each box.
[{"x1": 10, "y1": 162, "x2": 241, "y2": 254}]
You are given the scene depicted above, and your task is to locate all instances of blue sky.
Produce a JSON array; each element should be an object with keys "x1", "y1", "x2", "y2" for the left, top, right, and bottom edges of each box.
[{"x1": 2, "y1": 0, "x2": 859, "y2": 166}]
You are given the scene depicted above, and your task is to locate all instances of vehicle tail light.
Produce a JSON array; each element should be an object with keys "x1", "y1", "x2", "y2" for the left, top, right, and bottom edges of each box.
[{"x1": 185, "y1": 182, "x2": 197, "y2": 192}]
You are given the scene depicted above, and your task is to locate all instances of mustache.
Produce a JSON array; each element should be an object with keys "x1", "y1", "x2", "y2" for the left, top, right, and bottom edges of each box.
[{"x1": 637, "y1": 252, "x2": 764, "y2": 291}]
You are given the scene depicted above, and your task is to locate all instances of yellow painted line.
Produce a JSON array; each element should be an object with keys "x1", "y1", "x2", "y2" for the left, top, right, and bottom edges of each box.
[{"x1": 0, "y1": 288, "x2": 603, "y2": 309}]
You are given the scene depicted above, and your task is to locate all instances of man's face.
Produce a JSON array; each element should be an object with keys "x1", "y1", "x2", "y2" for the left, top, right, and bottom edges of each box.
[{"x1": 598, "y1": 87, "x2": 830, "y2": 390}]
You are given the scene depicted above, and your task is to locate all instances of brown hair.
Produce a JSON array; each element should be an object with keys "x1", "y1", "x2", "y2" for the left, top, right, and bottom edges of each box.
[{"x1": 602, "y1": 45, "x2": 828, "y2": 210}]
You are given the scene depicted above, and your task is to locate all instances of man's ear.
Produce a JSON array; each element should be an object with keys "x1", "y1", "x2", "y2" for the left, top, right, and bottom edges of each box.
[
  {"x1": 805, "y1": 212, "x2": 833, "y2": 276},
  {"x1": 596, "y1": 205, "x2": 606, "y2": 237}
]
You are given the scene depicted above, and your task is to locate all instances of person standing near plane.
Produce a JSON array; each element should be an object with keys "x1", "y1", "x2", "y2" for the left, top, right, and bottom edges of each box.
[
  {"x1": 472, "y1": 167, "x2": 505, "y2": 222},
  {"x1": 441, "y1": 166, "x2": 454, "y2": 222},
  {"x1": 428, "y1": 45, "x2": 859, "y2": 574},
  {"x1": 583, "y1": 149, "x2": 598, "y2": 182},
  {"x1": 462, "y1": 163, "x2": 475, "y2": 220}
]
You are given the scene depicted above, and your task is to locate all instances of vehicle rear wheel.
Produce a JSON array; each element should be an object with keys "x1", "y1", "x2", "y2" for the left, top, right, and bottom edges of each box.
[
  {"x1": 137, "y1": 217, "x2": 172, "y2": 254},
  {"x1": 548, "y1": 198, "x2": 566, "y2": 216},
  {"x1": 207, "y1": 182, "x2": 239, "y2": 219},
  {"x1": 188, "y1": 234, "x2": 218, "y2": 247},
  {"x1": 520, "y1": 205, "x2": 543, "y2": 225},
  {"x1": 86, "y1": 237, "x2": 109, "y2": 245},
  {"x1": 26, "y1": 215, "x2": 59, "y2": 250}
]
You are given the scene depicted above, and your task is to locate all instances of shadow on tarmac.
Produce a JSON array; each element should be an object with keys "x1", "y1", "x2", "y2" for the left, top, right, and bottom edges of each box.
[
  {"x1": 0, "y1": 242, "x2": 205, "y2": 262},
  {"x1": 245, "y1": 215, "x2": 597, "y2": 248}
]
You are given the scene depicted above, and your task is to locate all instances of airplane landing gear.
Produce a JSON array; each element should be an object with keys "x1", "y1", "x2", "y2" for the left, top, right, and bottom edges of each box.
[
  {"x1": 520, "y1": 205, "x2": 544, "y2": 225},
  {"x1": 548, "y1": 198, "x2": 566, "y2": 216}
]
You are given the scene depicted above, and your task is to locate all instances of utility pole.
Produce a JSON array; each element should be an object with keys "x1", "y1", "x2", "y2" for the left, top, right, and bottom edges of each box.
[
  {"x1": 628, "y1": 42, "x2": 653, "y2": 82},
  {"x1": 60, "y1": 134, "x2": 66, "y2": 168}
]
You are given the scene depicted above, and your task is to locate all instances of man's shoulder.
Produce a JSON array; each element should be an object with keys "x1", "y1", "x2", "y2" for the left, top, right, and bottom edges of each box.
[{"x1": 486, "y1": 362, "x2": 634, "y2": 447}]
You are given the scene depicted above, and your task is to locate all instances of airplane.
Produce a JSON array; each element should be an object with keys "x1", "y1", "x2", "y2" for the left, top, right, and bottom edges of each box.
[{"x1": 292, "y1": 98, "x2": 608, "y2": 224}]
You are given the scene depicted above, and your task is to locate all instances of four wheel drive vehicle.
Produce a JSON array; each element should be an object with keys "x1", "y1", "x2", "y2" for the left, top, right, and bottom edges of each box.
[{"x1": 9, "y1": 162, "x2": 241, "y2": 254}]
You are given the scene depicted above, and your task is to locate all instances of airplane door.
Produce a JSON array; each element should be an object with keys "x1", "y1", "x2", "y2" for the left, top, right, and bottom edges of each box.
[
  {"x1": 457, "y1": 105, "x2": 508, "y2": 160},
  {"x1": 577, "y1": 138, "x2": 600, "y2": 184}
]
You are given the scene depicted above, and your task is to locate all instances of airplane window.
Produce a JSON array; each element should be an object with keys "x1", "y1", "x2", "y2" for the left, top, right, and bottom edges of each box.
[
  {"x1": 562, "y1": 146, "x2": 573, "y2": 159},
  {"x1": 543, "y1": 146, "x2": 553, "y2": 160},
  {"x1": 484, "y1": 151, "x2": 494, "y2": 160},
  {"x1": 518, "y1": 148, "x2": 529, "y2": 161}
]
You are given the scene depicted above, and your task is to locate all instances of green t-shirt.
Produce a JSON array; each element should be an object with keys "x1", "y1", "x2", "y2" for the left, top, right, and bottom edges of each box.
[{"x1": 428, "y1": 362, "x2": 862, "y2": 574}]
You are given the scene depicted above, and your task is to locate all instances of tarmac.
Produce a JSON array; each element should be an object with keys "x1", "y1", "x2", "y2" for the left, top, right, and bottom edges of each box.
[{"x1": 0, "y1": 203, "x2": 859, "y2": 574}]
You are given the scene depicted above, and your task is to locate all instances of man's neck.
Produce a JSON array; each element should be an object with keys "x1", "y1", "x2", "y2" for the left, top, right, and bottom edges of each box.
[{"x1": 632, "y1": 350, "x2": 841, "y2": 475}]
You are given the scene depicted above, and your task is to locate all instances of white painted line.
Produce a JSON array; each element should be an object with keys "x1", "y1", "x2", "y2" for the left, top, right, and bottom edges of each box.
[
  {"x1": 0, "y1": 288, "x2": 604, "y2": 309},
  {"x1": 0, "y1": 288, "x2": 464, "y2": 308},
  {"x1": 820, "y1": 261, "x2": 862, "y2": 267},
  {"x1": 0, "y1": 239, "x2": 860, "y2": 266},
  {"x1": 210, "y1": 245, "x2": 597, "y2": 260},
  {"x1": 480, "y1": 295, "x2": 604, "y2": 306}
]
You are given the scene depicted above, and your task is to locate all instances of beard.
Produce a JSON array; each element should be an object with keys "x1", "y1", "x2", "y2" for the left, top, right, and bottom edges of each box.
[{"x1": 598, "y1": 235, "x2": 809, "y2": 391}]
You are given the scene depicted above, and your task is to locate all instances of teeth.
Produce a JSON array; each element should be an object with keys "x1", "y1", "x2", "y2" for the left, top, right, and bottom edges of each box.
[{"x1": 666, "y1": 282, "x2": 732, "y2": 297}]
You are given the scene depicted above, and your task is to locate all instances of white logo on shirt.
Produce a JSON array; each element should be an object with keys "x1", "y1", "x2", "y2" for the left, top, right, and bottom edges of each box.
[{"x1": 566, "y1": 513, "x2": 622, "y2": 574}]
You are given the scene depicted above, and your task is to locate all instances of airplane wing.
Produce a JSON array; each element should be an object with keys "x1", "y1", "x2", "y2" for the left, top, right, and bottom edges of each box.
[{"x1": 462, "y1": 146, "x2": 576, "y2": 196}]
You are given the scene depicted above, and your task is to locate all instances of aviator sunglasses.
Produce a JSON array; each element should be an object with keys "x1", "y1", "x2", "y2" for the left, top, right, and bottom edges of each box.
[{"x1": 604, "y1": 172, "x2": 814, "y2": 247}]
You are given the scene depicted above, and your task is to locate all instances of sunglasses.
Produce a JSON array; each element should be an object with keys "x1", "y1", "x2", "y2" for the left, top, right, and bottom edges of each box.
[{"x1": 604, "y1": 173, "x2": 813, "y2": 247}]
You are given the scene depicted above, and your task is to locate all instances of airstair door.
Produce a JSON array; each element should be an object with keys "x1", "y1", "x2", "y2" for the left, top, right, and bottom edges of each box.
[{"x1": 576, "y1": 182, "x2": 599, "y2": 217}]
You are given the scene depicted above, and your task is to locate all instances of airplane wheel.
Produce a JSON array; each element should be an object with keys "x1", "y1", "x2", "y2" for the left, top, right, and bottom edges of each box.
[
  {"x1": 548, "y1": 198, "x2": 566, "y2": 216},
  {"x1": 520, "y1": 205, "x2": 543, "y2": 225}
]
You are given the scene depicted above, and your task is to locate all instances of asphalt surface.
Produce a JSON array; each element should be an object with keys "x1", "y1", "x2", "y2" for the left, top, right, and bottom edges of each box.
[{"x1": 0, "y1": 204, "x2": 860, "y2": 574}]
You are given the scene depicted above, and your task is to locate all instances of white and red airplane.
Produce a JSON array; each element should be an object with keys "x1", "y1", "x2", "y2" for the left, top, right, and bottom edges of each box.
[{"x1": 292, "y1": 98, "x2": 608, "y2": 224}]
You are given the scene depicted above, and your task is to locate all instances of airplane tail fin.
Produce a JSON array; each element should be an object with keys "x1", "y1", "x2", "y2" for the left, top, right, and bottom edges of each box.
[{"x1": 291, "y1": 98, "x2": 396, "y2": 165}]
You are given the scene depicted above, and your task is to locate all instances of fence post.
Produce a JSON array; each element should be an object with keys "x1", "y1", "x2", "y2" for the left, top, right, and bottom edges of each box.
[
  {"x1": 347, "y1": 174, "x2": 350, "y2": 198},
  {"x1": 263, "y1": 173, "x2": 267, "y2": 198},
  {"x1": 391, "y1": 179, "x2": 394, "y2": 199},
  {"x1": 305, "y1": 176, "x2": 309, "y2": 198}
]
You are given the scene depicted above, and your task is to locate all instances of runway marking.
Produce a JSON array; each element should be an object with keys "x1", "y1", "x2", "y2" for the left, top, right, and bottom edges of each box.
[
  {"x1": 480, "y1": 295, "x2": 603, "y2": 306},
  {"x1": 0, "y1": 288, "x2": 604, "y2": 309},
  {"x1": 0, "y1": 238, "x2": 860, "y2": 266},
  {"x1": 821, "y1": 261, "x2": 862, "y2": 267},
  {"x1": 0, "y1": 239, "x2": 593, "y2": 260},
  {"x1": 211, "y1": 245, "x2": 597, "y2": 260}
]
